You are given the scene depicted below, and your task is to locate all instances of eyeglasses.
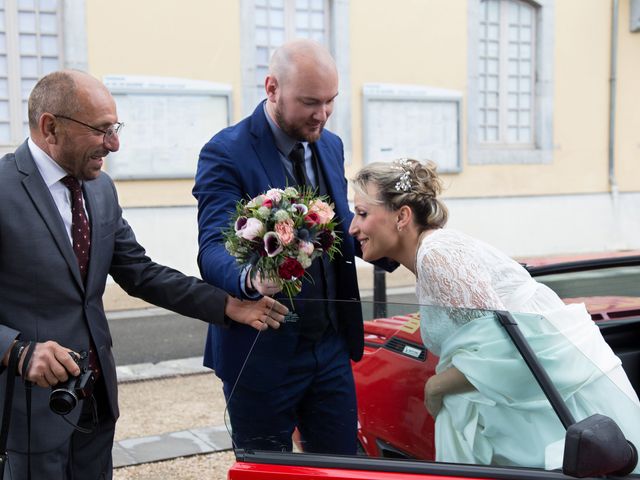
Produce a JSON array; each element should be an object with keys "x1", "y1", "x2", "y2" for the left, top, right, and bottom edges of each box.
[{"x1": 53, "y1": 114, "x2": 124, "y2": 142}]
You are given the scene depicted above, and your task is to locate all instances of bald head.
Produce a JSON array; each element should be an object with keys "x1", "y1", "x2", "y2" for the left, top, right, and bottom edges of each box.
[
  {"x1": 28, "y1": 70, "x2": 110, "y2": 132},
  {"x1": 269, "y1": 39, "x2": 337, "y2": 87}
]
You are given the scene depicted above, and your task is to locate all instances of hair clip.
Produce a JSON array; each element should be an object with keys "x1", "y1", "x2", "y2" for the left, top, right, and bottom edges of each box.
[{"x1": 394, "y1": 158, "x2": 412, "y2": 192}]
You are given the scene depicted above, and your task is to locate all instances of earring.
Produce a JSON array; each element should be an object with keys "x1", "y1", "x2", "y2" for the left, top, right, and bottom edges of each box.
[{"x1": 397, "y1": 224, "x2": 402, "y2": 232}]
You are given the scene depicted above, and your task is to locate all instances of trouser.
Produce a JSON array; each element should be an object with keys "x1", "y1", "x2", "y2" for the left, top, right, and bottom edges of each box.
[
  {"x1": 223, "y1": 328, "x2": 358, "y2": 455},
  {"x1": 4, "y1": 377, "x2": 115, "y2": 480}
]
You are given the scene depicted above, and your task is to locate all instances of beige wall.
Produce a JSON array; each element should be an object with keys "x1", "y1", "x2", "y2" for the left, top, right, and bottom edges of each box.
[
  {"x1": 615, "y1": 0, "x2": 640, "y2": 192},
  {"x1": 346, "y1": 0, "x2": 468, "y2": 188},
  {"x1": 84, "y1": 0, "x2": 640, "y2": 204},
  {"x1": 85, "y1": 0, "x2": 243, "y2": 208},
  {"x1": 348, "y1": 0, "x2": 638, "y2": 199},
  {"x1": 77, "y1": 0, "x2": 640, "y2": 311}
]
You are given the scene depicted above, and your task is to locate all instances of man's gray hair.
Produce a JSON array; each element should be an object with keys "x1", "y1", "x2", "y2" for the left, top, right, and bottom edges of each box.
[{"x1": 28, "y1": 71, "x2": 82, "y2": 129}]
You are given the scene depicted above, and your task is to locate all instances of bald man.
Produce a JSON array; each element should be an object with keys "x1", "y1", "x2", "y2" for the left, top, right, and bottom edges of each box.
[
  {"x1": 0, "y1": 70, "x2": 287, "y2": 479},
  {"x1": 194, "y1": 39, "x2": 366, "y2": 454}
]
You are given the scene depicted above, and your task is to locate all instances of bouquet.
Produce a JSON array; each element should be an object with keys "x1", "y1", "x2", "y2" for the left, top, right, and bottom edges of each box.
[{"x1": 223, "y1": 187, "x2": 342, "y2": 301}]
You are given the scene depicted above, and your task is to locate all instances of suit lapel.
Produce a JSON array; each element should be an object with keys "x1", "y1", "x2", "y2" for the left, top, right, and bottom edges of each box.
[
  {"x1": 16, "y1": 142, "x2": 85, "y2": 291},
  {"x1": 249, "y1": 103, "x2": 287, "y2": 189},
  {"x1": 313, "y1": 139, "x2": 350, "y2": 232}
]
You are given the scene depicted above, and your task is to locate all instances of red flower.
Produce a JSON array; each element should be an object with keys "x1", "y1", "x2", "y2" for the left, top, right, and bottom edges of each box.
[
  {"x1": 278, "y1": 257, "x2": 305, "y2": 280},
  {"x1": 304, "y1": 211, "x2": 320, "y2": 227},
  {"x1": 316, "y1": 229, "x2": 335, "y2": 251},
  {"x1": 262, "y1": 198, "x2": 273, "y2": 208}
]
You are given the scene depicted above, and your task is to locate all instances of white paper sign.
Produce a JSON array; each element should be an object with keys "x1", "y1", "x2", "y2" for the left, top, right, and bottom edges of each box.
[
  {"x1": 103, "y1": 75, "x2": 232, "y2": 180},
  {"x1": 363, "y1": 83, "x2": 462, "y2": 172}
]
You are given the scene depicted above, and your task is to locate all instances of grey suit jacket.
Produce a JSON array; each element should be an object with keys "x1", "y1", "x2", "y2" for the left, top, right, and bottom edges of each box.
[{"x1": 0, "y1": 140, "x2": 228, "y2": 453}]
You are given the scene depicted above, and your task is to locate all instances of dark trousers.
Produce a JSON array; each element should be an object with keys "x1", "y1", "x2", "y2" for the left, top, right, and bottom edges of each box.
[
  {"x1": 223, "y1": 328, "x2": 358, "y2": 454},
  {"x1": 4, "y1": 378, "x2": 114, "y2": 480}
]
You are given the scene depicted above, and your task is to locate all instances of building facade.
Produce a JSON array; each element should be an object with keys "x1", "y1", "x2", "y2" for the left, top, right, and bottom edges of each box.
[{"x1": 2, "y1": 0, "x2": 639, "y2": 308}]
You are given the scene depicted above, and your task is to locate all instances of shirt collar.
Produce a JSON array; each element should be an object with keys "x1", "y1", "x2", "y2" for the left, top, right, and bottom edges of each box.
[
  {"x1": 262, "y1": 101, "x2": 308, "y2": 157},
  {"x1": 28, "y1": 137, "x2": 72, "y2": 188}
]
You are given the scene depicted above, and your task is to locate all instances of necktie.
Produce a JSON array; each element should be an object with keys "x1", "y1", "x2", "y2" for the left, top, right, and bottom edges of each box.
[
  {"x1": 288, "y1": 142, "x2": 310, "y2": 186},
  {"x1": 61, "y1": 175, "x2": 91, "y2": 281}
]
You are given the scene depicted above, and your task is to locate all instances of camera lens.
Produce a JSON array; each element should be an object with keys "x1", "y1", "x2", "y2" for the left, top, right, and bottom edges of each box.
[{"x1": 50, "y1": 388, "x2": 78, "y2": 415}]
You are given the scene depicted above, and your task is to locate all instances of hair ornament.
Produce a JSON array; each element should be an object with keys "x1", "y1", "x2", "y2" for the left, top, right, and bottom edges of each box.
[{"x1": 394, "y1": 158, "x2": 412, "y2": 193}]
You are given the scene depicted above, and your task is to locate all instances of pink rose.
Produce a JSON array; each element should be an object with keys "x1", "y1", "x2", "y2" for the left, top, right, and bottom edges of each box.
[
  {"x1": 236, "y1": 217, "x2": 264, "y2": 240},
  {"x1": 275, "y1": 219, "x2": 295, "y2": 245},
  {"x1": 310, "y1": 200, "x2": 335, "y2": 225}
]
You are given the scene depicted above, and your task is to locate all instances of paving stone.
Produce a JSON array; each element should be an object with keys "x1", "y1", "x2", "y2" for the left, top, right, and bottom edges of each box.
[
  {"x1": 191, "y1": 426, "x2": 233, "y2": 451},
  {"x1": 112, "y1": 442, "x2": 137, "y2": 468},
  {"x1": 118, "y1": 430, "x2": 215, "y2": 464}
]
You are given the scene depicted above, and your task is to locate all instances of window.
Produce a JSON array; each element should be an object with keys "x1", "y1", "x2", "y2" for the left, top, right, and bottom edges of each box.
[
  {"x1": 251, "y1": 0, "x2": 330, "y2": 108},
  {"x1": 478, "y1": 0, "x2": 535, "y2": 145},
  {"x1": 468, "y1": 0, "x2": 554, "y2": 165},
  {"x1": 0, "y1": 0, "x2": 62, "y2": 146},
  {"x1": 240, "y1": 0, "x2": 352, "y2": 157}
]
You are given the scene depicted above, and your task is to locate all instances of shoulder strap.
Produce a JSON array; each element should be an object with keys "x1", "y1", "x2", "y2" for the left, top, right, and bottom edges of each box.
[{"x1": 0, "y1": 341, "x2": 25, "y2": 472}]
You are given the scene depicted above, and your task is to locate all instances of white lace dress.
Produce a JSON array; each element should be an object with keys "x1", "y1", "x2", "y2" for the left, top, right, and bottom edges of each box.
[{"x1": 416, "y1": 229, "x2": 640, "y2": 470}]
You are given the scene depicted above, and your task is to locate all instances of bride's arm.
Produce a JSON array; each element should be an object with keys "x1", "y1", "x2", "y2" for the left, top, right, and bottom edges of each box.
[
  {"x1": 424, "y1": 366, "x2": 473, "y2": 417},
  {"x1": 419, "y1": 246, "x2": 505, "y2": 310}
]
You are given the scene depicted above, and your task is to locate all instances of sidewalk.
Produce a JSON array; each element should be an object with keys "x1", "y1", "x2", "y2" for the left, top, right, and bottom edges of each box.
[{"x1": 113, "y1": 357, "x2": 230, "y2": 469}]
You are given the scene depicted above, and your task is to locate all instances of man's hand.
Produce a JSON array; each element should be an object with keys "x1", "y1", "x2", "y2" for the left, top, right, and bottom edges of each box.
[
  {"x1": 246, "y1": 270, "x2": 282, "y2": 296},
  {"x1": 225, "y1": 296, "x2": 289, "y2": 331},
  {"x1": 23, "y1": 341, "x2": 81, "y2": 388}
]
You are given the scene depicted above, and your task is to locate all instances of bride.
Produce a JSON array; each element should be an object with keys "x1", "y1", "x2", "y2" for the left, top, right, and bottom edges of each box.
[{"x1": 349, "y1": 158, "x2": 640, "y2": 471}]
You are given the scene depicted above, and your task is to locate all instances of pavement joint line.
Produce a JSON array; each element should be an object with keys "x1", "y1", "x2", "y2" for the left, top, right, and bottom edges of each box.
[{"x1": 114, "y1": 357, "x2": 229, "y2": 468}]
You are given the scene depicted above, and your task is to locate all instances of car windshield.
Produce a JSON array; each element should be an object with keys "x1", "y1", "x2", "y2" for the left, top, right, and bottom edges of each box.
[{"x1": 223, "y1": 298, "x2": 640, "y2": 475}]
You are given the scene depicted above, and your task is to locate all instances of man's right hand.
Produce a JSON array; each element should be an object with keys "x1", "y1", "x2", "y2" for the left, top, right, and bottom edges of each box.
[
  {"x1": 246, "y1": 269, "x2": 283, "y2": 296},
  {"x1": 22, "y1": 341, "x2": 81, "y2": 388}
]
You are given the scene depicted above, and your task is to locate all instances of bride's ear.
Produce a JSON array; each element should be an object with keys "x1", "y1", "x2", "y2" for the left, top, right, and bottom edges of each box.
[{"x1": 396, "y1": 205, "x2": 413, "y2": 232}]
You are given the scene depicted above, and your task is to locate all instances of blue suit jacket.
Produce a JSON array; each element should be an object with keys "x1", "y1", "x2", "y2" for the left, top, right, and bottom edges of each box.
[{"x1": 194, "y1": 102, "x2": 363, "y2": 389}]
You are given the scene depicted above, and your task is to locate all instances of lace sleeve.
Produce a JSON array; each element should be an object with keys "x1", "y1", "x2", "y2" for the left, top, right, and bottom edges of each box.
[{"x1": 417, "y1": 243, "x2": 506, "y2": 311}]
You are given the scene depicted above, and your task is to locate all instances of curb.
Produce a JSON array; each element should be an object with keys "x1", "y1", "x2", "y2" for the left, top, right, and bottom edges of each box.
[{"x1": 116, "y1": 356, "x2": 210, "y2": 383}]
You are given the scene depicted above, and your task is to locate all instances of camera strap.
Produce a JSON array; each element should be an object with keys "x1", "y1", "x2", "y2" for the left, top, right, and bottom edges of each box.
[
  {"x1": 21, "y1": 341, "x2": 35, "y2": 480},
  {"x1": 59, "y1": 401, "x2": 96, "y2": 435},
  {"x1": 0, "y1": 340, "x2": 26, "y2": 477}
]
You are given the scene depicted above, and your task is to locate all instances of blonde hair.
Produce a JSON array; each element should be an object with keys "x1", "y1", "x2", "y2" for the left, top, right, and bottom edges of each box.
[{"x1": 352, "y1": 159, "x2": 448, "y2": 231}]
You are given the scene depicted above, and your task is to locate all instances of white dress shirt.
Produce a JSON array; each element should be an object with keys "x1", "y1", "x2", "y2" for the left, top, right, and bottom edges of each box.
[{"x1": 28, "y1": 137, "x2": 89, "y2": 246}]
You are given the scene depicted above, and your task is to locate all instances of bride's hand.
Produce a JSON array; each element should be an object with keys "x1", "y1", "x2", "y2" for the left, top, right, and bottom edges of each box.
[{"x1": 424, "y1": 376, "x2": 443, "y2": 418}]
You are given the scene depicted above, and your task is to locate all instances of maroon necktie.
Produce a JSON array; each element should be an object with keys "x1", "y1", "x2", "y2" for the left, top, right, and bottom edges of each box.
[{"x1": 61, "y1": 175, "x2": 91, "y2": 281}]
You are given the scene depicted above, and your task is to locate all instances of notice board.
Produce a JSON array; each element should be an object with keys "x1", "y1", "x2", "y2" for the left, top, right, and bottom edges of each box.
[
  {"x1": 363, "y1": 83, "x2": 462, "y2": 172},
  {"x1": 103, "y1": 75, "x2": 232, "y2": 180}
]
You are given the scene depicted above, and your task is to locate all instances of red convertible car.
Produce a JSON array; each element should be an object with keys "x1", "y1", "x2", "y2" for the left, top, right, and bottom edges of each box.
[{"x1": 227, "y1": 253, "x2": 640, "y2": 479}]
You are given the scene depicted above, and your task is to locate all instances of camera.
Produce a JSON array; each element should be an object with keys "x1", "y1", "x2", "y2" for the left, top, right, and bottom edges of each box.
[{"x1": 49, "y1": 351, "x2": 95, "y2": 415}]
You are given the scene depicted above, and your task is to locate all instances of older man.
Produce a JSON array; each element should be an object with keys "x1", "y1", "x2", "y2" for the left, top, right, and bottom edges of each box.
[{"x1": 0, "y1": 70, "x2": 286, "y2": 479}]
